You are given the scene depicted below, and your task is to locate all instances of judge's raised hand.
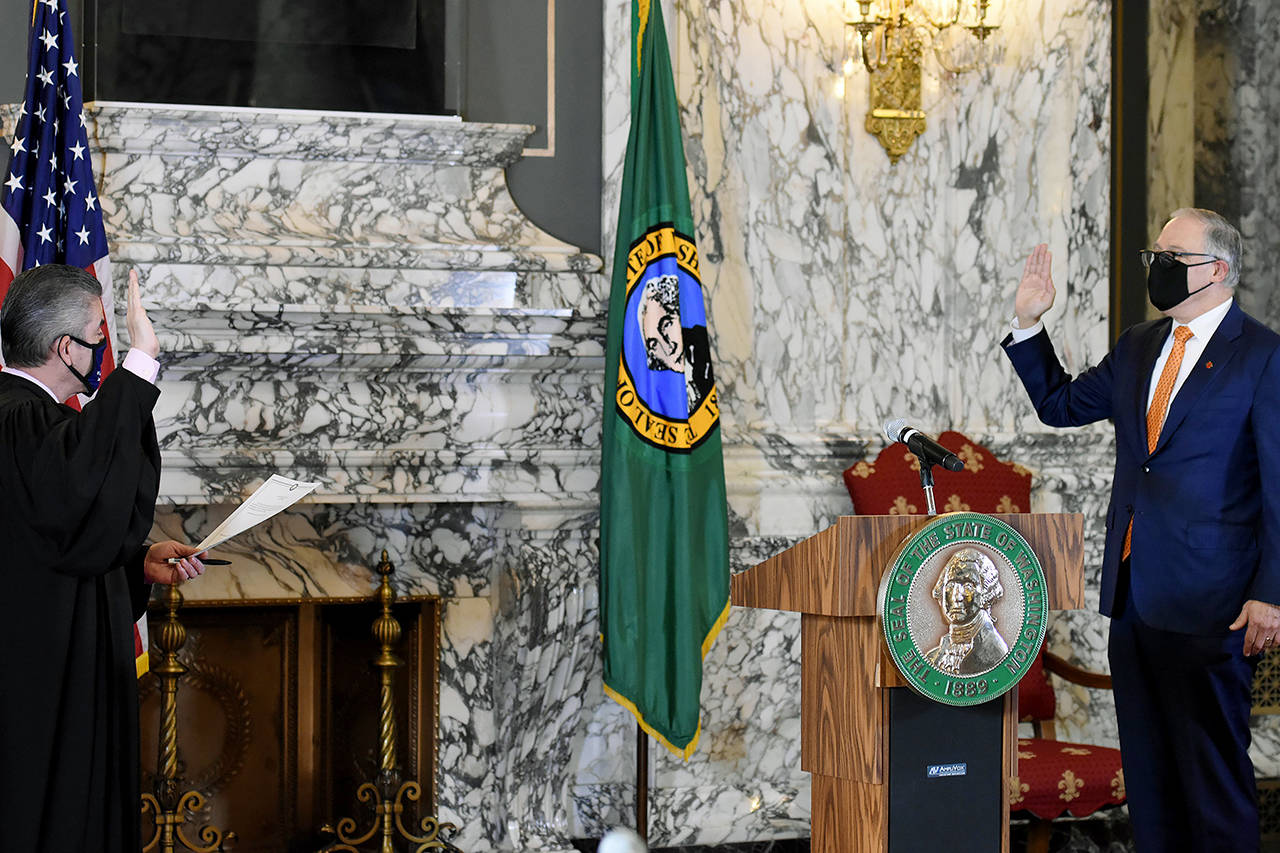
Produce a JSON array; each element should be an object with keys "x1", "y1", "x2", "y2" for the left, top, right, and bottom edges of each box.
[
  {"x1": 144, "y1": 540, "x2": 207, "y2": 585},
  {"x1": 126, "y1": 269, "x2": 160, "y2": 359},
  {"x1": 1015, "y1": 244, "x2": 1056, "y2": 330}
]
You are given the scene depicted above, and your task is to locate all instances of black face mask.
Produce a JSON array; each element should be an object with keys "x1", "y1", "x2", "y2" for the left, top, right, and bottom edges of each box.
[
  {"x1": 61, "y1": 334, "x2": 109, "y2": 395},
  {"x1": 1146, "y1": 255, "x2": 1218, "y2": 311}
]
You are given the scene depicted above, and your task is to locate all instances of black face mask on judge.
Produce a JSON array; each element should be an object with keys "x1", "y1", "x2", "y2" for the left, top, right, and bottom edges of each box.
[
  {"x1": 60, "y1": 334, "x2": 109, "y2": 395},
  {"x1": 1141, "y1": 250, "x2": 1221, "y2": 311}
]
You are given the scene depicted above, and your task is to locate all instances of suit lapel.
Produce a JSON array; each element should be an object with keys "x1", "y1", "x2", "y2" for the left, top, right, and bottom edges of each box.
[{"x1": 1151, "y1": 302, "x2": 1244, "y2": 456}]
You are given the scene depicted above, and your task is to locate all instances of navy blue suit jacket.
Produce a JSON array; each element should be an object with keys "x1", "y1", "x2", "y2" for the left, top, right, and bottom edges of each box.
[{"x1": 1003, "y1": 301, "x2": 1280, "y2": 635}]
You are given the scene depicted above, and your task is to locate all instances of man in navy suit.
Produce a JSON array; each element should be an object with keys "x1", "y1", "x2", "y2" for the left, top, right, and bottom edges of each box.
[{"x1": 1003, "y1": 208, "x2": 1280, "y2": 852}]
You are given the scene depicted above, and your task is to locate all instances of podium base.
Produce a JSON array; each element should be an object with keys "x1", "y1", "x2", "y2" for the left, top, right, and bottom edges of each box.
[
  {"x1": 809, "y1": 688, "x2": 1004, "y2": 853},
  {"x1": 888, "y1": 688, "x2": 1004, "y2": 852}
]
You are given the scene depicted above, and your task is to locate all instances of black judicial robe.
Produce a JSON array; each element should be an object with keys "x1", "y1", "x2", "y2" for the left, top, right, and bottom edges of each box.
[{"x1": 0, "y1": 368, "x2": 161, "y2": 853}]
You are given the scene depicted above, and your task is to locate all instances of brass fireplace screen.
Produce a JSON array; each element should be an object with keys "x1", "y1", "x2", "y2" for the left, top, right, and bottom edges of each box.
[{"x1": 137, "y1": 562, "x2": 449, "y2": 852}]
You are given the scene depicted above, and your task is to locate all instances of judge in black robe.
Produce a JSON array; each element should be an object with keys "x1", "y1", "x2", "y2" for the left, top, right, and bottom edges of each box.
[{"x1": 0, "y1": 264, "x2": 205, "y2": 853}]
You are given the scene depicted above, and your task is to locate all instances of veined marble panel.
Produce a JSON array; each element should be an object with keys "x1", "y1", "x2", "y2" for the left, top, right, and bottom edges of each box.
[
  {"x1": 132, "y1": 263, "x2": 603, "y2": 311},
  {"x1": 1148, "y1": 0, "x2": 1197, "y2": 245},
  {"x1": 151, "y1": 503, "x2": 500, "y2": 602},
  {"x1": 582, "y1": 0, "x2": 1115, "y2": 845},
  {"x1": 4, "y1": 0, "x2": 1121, "y2": 842},
  {"x1": 0, "y1": 98, "x2": 612, "y2": 851},
  {"x1": 1192, "y1": 2, "x2": 1280, "y2": 329}
]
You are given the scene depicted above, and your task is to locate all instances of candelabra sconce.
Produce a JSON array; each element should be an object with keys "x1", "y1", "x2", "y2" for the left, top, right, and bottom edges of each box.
[
  {"x1": 846, "y1": 0, "x2": 1000, "y2": 162},
  {"x1": 318, "y1": 551, "x2": 462, "y2": 853},
  {"x1": 140, "y1": 582, "x2": 237, "y2": 853}
]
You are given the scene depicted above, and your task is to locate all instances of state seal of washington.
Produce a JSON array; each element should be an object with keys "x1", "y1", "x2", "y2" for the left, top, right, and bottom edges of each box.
[
  {"x1": 877, "y1": 512, "x2": 1048, "y2": 707},
  {"x1": 615, "y1": 223, "x2": 719, "y2": 452}
]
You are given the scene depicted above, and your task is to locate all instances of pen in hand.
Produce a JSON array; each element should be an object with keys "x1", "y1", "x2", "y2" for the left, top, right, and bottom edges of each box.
[{"x1": 167, "y1": 557, "x2": 231, "y2": 565}]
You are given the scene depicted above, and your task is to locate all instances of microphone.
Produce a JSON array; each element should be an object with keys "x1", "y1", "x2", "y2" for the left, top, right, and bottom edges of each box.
[{"x1": 883, "y1": 418, "x2": 965, "y2": 472}]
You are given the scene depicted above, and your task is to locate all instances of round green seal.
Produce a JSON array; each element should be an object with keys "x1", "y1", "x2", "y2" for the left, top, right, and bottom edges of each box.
[{"x1": 877, "y1": 512, "x2": 1048, "y2": 707}]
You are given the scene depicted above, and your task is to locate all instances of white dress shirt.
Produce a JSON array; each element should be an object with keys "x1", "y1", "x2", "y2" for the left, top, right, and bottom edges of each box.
[
  {"x1": 1009, "y1": 297, "x2": 1234, "y2": 414},
  {"x1": 4, "y1": 348, "x2": 160, "y2": 402}
]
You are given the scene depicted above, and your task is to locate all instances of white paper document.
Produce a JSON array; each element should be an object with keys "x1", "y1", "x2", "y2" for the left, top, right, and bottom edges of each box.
[{"x1": 195, "y1": 475, "x2": 320, "y2": 552}]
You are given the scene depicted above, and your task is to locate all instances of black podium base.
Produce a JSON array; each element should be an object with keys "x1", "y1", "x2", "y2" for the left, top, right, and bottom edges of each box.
[{"x1": 888, "y1": 687, "x2": 1005, "y2": 853}]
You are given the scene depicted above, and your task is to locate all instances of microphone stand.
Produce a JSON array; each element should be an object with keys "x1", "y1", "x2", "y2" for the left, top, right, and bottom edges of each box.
[{"x1": 917, "y1": 455, "x2": 938, "y2": 516}]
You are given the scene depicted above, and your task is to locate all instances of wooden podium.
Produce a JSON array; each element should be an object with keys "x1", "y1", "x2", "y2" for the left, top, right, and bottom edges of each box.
[{"x1": 732, "y1": 514, "x2": 1083, "y2": 853}]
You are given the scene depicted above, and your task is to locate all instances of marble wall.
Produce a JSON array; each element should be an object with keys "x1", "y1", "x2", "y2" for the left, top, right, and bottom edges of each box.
[
  {"x1": 1148, "y1": 0, "x2": 1196, "y2": 251},
  {"x1": 1, "y1": 102, "x2": 608, "y2": 852},
  {"x1": 1149, "y1": 0, "x2": 1280, "y2": 327},
  {"x1": 572, "y1": 0, "x2": 1117, "y2": 847},
  {"x1": 3, "y1": 0, "x2": 1124, "y2": 847},
  {"x1": 1190, "y1": 1, "x2": 1280, "y2": 328}
]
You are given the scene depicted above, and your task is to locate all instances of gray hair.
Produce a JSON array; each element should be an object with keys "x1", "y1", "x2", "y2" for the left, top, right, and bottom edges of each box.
[
  {"x1": 933, "y1": 547, "x2": 1004, "y2": 609},
  {"x1": 1, "y1": 264, "x2": 103, "y2": 368},
  {"x1": 1170, "y1": 207, "x2": 1242, "y2": 288}
]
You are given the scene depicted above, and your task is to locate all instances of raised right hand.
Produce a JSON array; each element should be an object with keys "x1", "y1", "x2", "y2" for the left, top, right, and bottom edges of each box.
[
  {"x1": 126, "y1": 269, "x2": 160, "y2": 359},
  {"x1": 1015, "y1": 244, "x2": 1056, "y2": 329}
]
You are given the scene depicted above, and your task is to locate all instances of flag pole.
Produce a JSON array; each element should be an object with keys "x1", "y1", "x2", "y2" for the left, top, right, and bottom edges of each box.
[{"x1": 636, "y1": 721, "x2": 649, "y2": 842}]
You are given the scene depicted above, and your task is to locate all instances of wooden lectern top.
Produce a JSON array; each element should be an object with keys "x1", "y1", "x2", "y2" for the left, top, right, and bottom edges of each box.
[{"x1": 731, "y1": 513, "x2": 1084, "y2": 616}]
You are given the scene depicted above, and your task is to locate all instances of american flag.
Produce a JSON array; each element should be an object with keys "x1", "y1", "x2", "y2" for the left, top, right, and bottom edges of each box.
[{"x1": 1, "y1": 0, "x2": 150, "y2": 677}]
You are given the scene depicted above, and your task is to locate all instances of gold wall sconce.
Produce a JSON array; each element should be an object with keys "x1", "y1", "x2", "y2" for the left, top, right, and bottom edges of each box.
[{"x1": 846, "y1": 1, "x2": 999, "y2": 162}]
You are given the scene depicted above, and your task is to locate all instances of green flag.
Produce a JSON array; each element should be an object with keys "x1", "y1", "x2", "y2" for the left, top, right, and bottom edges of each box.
[{"x1": 600, "y1": 0, "x2": 730, "y2": 760}]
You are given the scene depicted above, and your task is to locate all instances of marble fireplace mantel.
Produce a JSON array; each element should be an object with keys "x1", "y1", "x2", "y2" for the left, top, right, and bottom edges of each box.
[
  {"x1": 26, "y1": 101, "x2": 607, "y2": 510},
  {"x1": 1, "y1": 100, "x2": 613, "y2": 851}
]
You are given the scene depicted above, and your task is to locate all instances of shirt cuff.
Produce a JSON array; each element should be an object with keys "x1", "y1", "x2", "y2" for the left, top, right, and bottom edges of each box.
[
  {"x1": 1008, "y1": 317, "x2": 1044, "y2": 343},
  {"x1": 121, "y1": 348, "x2": 160, "y2": 384}
]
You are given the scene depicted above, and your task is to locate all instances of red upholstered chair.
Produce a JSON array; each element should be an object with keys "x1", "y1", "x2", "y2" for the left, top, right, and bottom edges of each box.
[{"x1": 844, "y1": 432, "x2": 1125, "y2": 853}]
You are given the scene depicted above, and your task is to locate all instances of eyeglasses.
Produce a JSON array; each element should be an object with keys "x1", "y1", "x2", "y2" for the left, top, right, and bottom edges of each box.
[{"x1": 1138, "y1": 249, "x2": 1224, "y2": 270}]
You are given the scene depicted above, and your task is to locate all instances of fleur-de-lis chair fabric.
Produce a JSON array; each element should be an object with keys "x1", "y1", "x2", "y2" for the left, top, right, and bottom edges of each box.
[{"x1": 843, "y1": 432, "x2": 1125, "y2": 850}]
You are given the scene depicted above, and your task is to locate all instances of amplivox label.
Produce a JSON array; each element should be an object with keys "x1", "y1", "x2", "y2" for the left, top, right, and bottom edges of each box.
[{"x1": 927, "y1": 763, "x2": 967, "y2": 778}]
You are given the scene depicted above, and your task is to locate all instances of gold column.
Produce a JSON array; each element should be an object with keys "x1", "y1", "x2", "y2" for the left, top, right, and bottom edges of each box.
[
  {"x1": 140, "y1": 582, "x2": 237, "y2": 853},
  {"x1": 318, "y1": 551, "x2": 460, "y2": 853}
]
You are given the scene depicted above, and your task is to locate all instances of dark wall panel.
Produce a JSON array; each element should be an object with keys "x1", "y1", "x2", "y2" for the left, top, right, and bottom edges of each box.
[
  {"x1": 463, "y1": 0, "x2": 603, "y2": 256},
  {"x1": 2, "y1": 0, "x2": 604, "y2": 257}
]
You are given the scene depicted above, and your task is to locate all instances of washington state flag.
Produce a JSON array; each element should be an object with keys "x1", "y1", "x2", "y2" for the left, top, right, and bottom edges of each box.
[{"x1": 599, "y1": 0, "x2": 730, "y2": 759}]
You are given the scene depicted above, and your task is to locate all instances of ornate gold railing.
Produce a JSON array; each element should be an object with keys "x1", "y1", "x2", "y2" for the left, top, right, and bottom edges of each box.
[{"x1": 318, "y1": 550, "x2": 461, "y2": 853}]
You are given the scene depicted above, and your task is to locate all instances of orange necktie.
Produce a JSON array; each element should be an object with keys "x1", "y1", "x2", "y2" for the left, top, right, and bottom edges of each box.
[{"x1": 1122, "y1": 325, "x2": 1194, "y2": 559}]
